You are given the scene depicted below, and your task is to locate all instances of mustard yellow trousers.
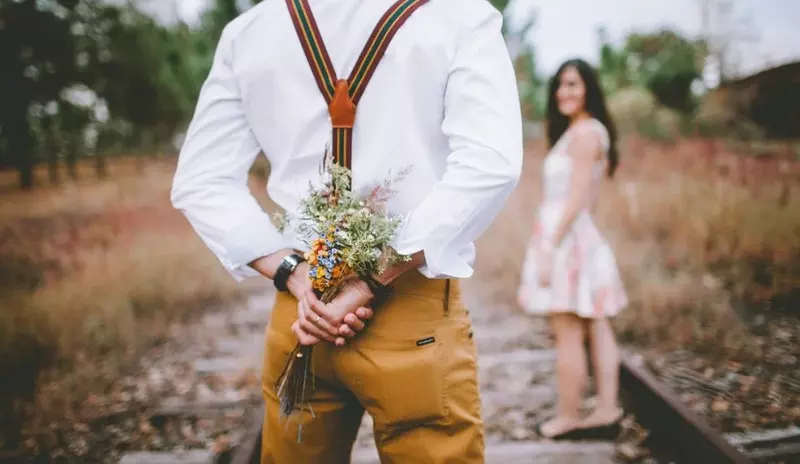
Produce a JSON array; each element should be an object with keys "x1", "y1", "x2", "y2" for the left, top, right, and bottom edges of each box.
[{"x1": 260, "y1": 272, "x2": 484, "y2": 463}]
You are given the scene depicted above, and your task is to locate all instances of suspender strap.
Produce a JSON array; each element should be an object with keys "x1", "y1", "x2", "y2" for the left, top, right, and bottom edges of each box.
[
  {"x1": 346, "y1": 0, "x2": 429, "y2": 105},
  {"x1": 286, "y1": 0, "x2": 337, "y2": 103},
  {"x1": 286, "y1": 0, "x2": 428, "y2": 176}
]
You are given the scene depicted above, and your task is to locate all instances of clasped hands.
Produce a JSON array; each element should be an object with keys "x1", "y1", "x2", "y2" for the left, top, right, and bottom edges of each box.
[{"x1": 287, "y1": 263, "x2": 376, "y2": 346}]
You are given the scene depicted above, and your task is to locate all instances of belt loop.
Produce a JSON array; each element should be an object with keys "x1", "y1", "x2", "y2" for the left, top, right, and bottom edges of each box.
[{"x1": 444, "y1": 279, "x2": 451, "y2": 316}]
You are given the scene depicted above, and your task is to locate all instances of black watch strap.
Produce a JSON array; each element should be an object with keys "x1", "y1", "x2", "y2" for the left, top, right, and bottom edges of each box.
[{"x1": 274, "y1": 253, "x2": 305, "y2": 292}]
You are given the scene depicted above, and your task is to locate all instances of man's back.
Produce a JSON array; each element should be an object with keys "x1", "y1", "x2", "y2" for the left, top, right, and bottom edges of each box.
[
  {"x1": 175, "y1": 0, "x2": 522, "y2": 279},
  {"x1": 174, "y1": 0, "x2": 521, "y2": 277},
  {"x1": 226, "y1": 0, "x2": 508, "y2": 175}
]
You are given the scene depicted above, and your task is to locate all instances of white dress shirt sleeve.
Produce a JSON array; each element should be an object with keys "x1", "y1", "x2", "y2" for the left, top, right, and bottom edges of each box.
[
  {"x1": 392, "y1": 9, "x2": 524, "y2": 279},
  {"x1": 171, "y1": 24, "x2": 285, "y2": 282}
]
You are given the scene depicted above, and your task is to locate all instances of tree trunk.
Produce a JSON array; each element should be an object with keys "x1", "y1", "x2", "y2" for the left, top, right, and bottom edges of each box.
[
  {"x1": 12, "y1": 126, "x2": 34, "y2": 190},
  {"x1": 93, "y1": 129, "x2": 108, "y2": 179},
  {"x1": 66, "y1": 140, "x2": 78, "y2": 180},
  {"x1": 44, "y1": 117, "x2": 60, "y2": 185},
  {"x1": 94, "y1": 150, "x2": 106, "y2": 179},
  {"x1": 7, "y1": 103, "x2": 34, "y2": 190},
  {"x1": 3, "y1": 44, "x2": 34, "y2": 189}
]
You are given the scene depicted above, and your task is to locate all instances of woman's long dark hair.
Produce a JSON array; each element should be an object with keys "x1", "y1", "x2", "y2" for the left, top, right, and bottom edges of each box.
[{"x1": 546, "y1": 59, "x2": 619, "y2": 177}]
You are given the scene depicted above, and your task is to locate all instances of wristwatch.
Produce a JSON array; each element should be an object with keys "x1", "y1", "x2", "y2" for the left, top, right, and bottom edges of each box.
[{"x1": 274, "y1": 253, "x2": 305, "y2": 292}]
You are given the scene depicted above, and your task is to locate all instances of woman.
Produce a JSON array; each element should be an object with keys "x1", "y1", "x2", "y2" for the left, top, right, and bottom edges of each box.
[{"x1": 517, "y1": 58, "x2": 628, "y2": 440}]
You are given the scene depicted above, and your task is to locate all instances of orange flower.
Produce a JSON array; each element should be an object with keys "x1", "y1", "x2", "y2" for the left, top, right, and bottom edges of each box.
[
  {"x1": 313, "y1": 280, "x2": 325, "y2": 292},
  {"x1": 312, "y1": 239, "x2": 326, "y2": 252},
  {"x1": 331, "y1": 264, "x2": 343, "y2": 278}
]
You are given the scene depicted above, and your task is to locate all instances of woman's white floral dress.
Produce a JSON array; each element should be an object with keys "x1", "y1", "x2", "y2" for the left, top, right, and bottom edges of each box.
[{"x1": 517, "y1": 119, "x2": 628, "y2": 319}]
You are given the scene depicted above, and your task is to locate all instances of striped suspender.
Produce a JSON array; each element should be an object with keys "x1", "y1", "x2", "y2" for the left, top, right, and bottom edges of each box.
[{"x1": 286, "y1": 0, "x2": 428, "y2": 177}]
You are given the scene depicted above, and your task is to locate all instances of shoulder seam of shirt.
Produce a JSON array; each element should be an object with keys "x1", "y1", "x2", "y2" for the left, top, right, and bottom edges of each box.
[
  {"x1": 221, "y1": 2, "x2": 272, "y2": 54},
  {"x1": 445, "y1": 0, "x2": 504, "y2": 71},
  {"x1": 423, "y1": 0, "x2": 500, "y2": 39}
]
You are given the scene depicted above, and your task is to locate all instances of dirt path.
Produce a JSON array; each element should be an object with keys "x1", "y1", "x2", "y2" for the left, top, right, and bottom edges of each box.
[{"x1": 114, "y1": 289, "x2": 273, "y2": 464}]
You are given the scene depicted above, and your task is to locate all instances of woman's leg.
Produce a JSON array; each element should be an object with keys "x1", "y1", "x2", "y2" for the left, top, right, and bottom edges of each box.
[
  {"x1": 582, "y1": 317, "x2": 623, "y2": 426},
  {"x1": 539, "y1": 312, "x2": 588, "y2": 436}
]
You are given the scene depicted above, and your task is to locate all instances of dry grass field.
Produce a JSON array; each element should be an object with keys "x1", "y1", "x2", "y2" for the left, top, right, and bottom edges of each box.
[{"x1": 0, "y1": 155, "x2": 275, "y2": 448}]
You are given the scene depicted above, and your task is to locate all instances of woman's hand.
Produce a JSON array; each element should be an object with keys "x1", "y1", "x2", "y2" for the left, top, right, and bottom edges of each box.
[{"x1": 537, "y1": 241, "x2": 555, "y2": 288}]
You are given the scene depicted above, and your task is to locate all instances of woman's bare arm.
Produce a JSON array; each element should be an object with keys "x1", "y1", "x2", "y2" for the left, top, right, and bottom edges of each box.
[{"x1": 548, "y1": 127, "x2": 603, "y2": 248}]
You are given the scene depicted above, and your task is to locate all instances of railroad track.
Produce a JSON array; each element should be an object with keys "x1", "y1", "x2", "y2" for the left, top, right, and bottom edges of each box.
[
  {"x1": 620, "y1": 353, "x2": 749, "y2": 463},
  {"x1": 112, "y1": 288, "x2": 798, "y2": 464},
  {"x1": 621, "y1": 354, "x2": 800, "y2": 464}
]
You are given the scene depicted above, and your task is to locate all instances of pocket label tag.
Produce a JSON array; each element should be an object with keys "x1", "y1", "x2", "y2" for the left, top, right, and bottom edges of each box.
[{"x1": 416, "y1": 336, "x2": 436, "y2": 347}]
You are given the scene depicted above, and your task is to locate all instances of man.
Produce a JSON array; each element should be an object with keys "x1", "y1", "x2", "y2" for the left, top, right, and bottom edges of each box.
[{"x1": 171, "y1": 0, "x2": 522, "y2": 462}]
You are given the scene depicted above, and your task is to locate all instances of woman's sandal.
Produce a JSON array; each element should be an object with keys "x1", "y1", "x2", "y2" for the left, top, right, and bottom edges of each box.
[
  {"x1": 534, "y1": 421, "x2": 591, "y2": 441},
  {"x1": 535, "y1": 411, "x2": 625, "y2": 441},
  {"x1": 577, "y1": 411, "x2": 625, "y2": 440}
]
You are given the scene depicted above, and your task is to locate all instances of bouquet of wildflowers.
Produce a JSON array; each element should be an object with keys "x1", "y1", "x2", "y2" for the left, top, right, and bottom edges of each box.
[{"x1": 274, "y1": 153, "x2": 411, "y2": 436}]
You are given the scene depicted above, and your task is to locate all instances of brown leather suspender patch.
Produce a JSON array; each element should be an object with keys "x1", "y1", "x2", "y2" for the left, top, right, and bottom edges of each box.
[{"x1": 285, "y1": 0, "x2": 429, "y2": 176}]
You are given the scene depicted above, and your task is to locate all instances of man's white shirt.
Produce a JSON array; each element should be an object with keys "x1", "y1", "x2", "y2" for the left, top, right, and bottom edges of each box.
[{"x1": 171, "y1": 0, "x2": 524, "y2": 281}]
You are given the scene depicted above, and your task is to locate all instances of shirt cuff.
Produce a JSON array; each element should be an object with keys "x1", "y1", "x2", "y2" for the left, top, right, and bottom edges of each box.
[
  {"x1": 223, "y1": 259, "x2": 263, "y2": 282},
  {"x1": 391, "y1": 220, "x2": 476, "y2": 280},
  {"x1": 222, "y1": 212, "x2": 287, "y2": 282}
]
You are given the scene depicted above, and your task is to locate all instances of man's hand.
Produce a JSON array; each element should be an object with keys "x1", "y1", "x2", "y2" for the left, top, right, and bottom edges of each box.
[
  {"x1": 286, "y1": 262, "x2": 333, "y2": 346},
  {"x1": 323, "y1": 279, "x2": 374, "y2": 326},
  {"x1": 290, "y1": 270, "x2": 375, "y2": 346},
  {"x1": 301, "y1": 278, "x2": 373, "y2": 344},
  {"x1": 336, "y1": 307, "x2": 374, "y2": 344},
  {"x1": 304, "y1": 251, "x2": 426, "y2": 345},
  {"x1": 250, "y1": 249, "x2": 386, "y2": 346}
]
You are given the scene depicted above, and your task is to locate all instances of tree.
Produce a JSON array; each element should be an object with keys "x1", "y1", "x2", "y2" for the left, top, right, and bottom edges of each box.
[
  {"x1": 597, "y1": 27, "x2": 632, "y2": 94},
  {"x1": 0, "y1": 0, "x2": 210, "y2": 188},
  {"x1": 98, "y1": 7, "x2": 195, "y2": 148},
  {"x1": 0, "y1": 0, "x2": 83, "y2": 189},
  {"x1": 623, "y1": 30, "x2": 704, "y2": 112}
]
